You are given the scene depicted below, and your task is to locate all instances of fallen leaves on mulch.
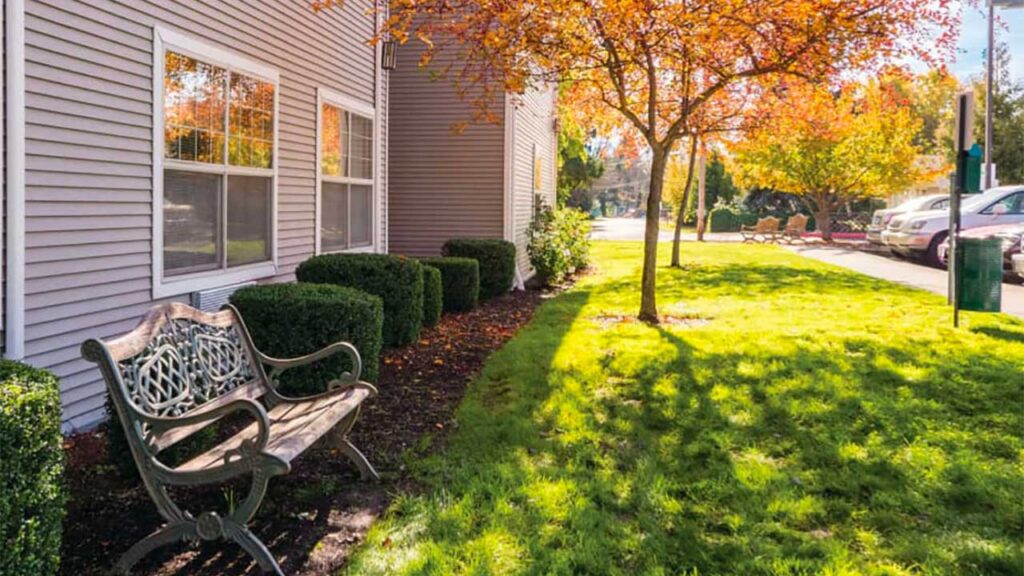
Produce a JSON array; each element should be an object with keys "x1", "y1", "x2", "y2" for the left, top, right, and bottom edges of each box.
[{"x1": 59, "y1": 289, "x2": 544, "y2": 576}]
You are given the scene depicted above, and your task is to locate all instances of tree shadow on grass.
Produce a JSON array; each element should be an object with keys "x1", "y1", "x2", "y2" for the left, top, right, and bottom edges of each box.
[{"x1": 970, "y1": 324, "x2": 1024, "y2": 344}]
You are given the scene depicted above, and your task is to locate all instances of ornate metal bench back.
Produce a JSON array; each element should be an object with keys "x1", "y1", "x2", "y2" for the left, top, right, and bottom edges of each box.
[{"x1": 83, "y1": 303, "x2": 267, "y2": 453}]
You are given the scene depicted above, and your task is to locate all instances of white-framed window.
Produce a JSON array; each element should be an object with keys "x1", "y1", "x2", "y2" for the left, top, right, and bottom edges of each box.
[
  {"x1": 152, "y1": 28, "x2": 279, "y2": 299},
  {"x1": 316, "y1": 88, "x2": 376, "y2": 254}
]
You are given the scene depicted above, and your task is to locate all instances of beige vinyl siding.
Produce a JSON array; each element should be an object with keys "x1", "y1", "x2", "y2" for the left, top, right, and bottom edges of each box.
[
  {"x1": 511, "y1": 88, "x2": 558, "y2": 278},
  {"x1": 387, "y1": 41, "x2": 504, "y2": 257},
  {"x1": 23, "y1": 0, "x2": 382, "y2": 431}
]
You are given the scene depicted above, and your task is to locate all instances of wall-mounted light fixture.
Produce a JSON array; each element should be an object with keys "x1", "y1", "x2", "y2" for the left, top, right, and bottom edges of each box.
[{"x1": 381, "y1": 40, "x2": 398, "y2": 71}]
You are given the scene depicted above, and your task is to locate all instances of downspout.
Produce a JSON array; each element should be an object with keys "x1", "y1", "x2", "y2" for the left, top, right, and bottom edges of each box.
[
  {"x1": 5, "y1": 0, "x2": 26, "y2": 359},
  {"x1": 503, "y1": 94, "x2": 524, "y2": 289}
]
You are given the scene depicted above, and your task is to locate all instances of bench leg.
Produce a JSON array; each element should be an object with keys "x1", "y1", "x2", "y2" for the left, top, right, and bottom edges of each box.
[
  {"x1": 115, "y1": 521, "x2": 193, "y2": 574},
  {"x1": 225, "y1": 521, "x2": 285, "y2": 576},
  {"x1": 339, "y1": 439, "x2": 380, "y2": 481},
  {"x1": 332, "y1": 406, "x2": 380, "y2": 481}
]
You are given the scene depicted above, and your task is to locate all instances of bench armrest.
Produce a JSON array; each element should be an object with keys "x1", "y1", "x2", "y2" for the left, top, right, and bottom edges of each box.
[
  {"x1": 140, "y1": 398, "x2": 273, "y2": 452},
  {"x1": 258, "y1": 342, "x2": 372, "y2": 401}
]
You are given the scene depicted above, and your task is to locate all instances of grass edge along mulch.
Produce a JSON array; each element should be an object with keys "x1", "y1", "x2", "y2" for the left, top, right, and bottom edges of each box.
[{"x1": 59, "y1": 288, "x2": 545, "y2": 576}]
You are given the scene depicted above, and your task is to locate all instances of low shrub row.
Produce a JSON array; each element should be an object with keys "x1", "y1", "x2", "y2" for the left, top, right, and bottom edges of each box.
[
  {"x1": 421, "y1": 265, "x2": 443, "y2": 328},
  {"x1": 1, "y1": 360, "x2": 65, "y2": 576},
  {"x1": 442, "y1": 239, "x2": 516, "y2": 299},
  {"x1": 231, "y1": 283, "x2": 384, "y2": 393},
  {"x1": 527, "y1": 200, "x2": 592, "y2": 285},
  {"x1": 420, "y1": 257, "x2": 480, "y2": 312},
  {"x1": 297, "y1": 253, "x2": 423, "y2": 348}
]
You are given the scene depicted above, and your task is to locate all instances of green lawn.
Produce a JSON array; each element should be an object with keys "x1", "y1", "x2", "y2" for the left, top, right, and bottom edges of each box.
[{"x1": 345, "y1": 241, "x2": 1024, "y2": 576}]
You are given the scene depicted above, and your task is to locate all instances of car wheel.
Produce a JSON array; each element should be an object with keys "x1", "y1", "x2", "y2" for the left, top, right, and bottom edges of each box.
[{"x1": 925, "y1": 231, "x2": 948, "y2": 268}]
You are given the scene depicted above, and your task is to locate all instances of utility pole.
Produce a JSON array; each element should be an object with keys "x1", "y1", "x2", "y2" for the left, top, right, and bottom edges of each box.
[{"x1": 986, "y1": 0, "x2": 995, "y2": 189}]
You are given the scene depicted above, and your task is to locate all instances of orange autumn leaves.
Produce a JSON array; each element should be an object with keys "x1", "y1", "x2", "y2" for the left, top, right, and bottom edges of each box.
[
  {"x1": 728, "y1": 80, "x2": 944, "y2": 239},
  {"x1": 378, "y1": 0, "x2": 961, "y2": 150},
  {"x1": 730, "y1": 81, "x2": 936, "y2": 200}
]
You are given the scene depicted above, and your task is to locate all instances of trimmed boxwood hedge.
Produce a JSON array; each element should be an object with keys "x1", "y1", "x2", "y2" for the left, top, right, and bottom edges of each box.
[
  {"x1": 230, "y1": 283, "x2": 384, "y2": 396},
  {"x1": 296, "y1": 253, "x2": 424, "y2": 347},
  {"x1": 442, "y1": 238, "x2": 516, "y2": 299},
  {"x1": 420, "y1": 257, "x2": 480, "y2": 312},
  {"x1": 421, "y1": 265, "x2": 443, "y2": 328},
  {"x1": 1, "y1": 360, "x2": 64, "y2": 576}
]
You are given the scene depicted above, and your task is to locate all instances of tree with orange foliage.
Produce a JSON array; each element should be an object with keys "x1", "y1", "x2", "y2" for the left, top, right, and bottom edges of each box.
[
  {"x1": 730, "y1": 81, "x2": 937, "y2": 242},
  {"x1": 320, "y1": 0, "x2": 962, "y2": 322}
]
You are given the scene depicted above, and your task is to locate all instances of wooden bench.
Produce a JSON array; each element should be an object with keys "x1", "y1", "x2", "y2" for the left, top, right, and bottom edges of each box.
[
  {"x1": 781, "y1": 214, "x2": 809, "y2": 244},
  {"x1": 81, "y1": 302, "x2": 378, "y2": 575},
  {"x1": 740, "y1": 216, "x2": 781, "y2": 243}
]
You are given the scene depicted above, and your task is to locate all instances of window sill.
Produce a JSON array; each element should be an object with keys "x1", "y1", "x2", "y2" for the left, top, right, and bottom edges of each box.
[
  {"x1": 319, "y1": 244, "x2": 376, "y2": 256},
  {"x1": 153, "y1": 261, "x2": 277, "y2": 300}
]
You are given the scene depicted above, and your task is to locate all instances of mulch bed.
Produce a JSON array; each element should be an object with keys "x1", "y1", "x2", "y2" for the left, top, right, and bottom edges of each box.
[{"x1": 59, "y1": 289, "x2": 545, "y2": 576}]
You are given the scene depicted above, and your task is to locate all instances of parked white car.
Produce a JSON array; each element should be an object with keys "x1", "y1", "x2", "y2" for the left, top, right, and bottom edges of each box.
[
  {"x1": 867, "y1": 194, "x2": 949, "y2": 245},
  {"x1": 882, "y1": 185, "x2": 1024, "y2": 267}
]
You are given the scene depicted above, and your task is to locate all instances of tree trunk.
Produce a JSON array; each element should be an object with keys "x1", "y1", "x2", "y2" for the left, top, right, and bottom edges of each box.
[
  {"x1": 639, "y1": 148, "x2": 668, "y2": 324},
  {"x1": 815, "y1": 204, "x2": 833, "y2": 242},
  {"x1": 670, "y1": 136, "x2": 699, "y2": 267}
]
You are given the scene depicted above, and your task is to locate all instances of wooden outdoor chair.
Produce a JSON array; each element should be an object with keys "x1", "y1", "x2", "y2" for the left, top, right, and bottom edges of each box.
[
  {"x1": 81, "y1": 302, "x2": 378, "y2": 575},
  {"x1": 782, "y1": 214, "x2": 809, "y2": 244},
  {"x1": 740, "y1": 216, "x2": 781, "y2": 243}
]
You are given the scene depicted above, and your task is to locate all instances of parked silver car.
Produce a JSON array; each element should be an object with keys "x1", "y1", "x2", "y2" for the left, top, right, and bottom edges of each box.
[
  {"x1": 882, "y1": 186, "x2": 1024, "y2": 267},
  {"x1": 867, "y1": 194, "x2": 949, "y2": 245}
]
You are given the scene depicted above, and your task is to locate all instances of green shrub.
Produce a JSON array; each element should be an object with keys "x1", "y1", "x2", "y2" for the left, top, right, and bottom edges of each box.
[
  {"x1": 419, "y1": 257, "x2": 480, "y2": 312},
  {"x1": 231, "y1": 283, "x2": 384, "y2": 395},
  {"x1": 527, "y1": 199, "x2": 592, "y2": 285},
  {"x1": 1, "y1": 360, "x2": 64, "y2": 576},
  {"x1": 296, "y1": 253, "x2": 423, "y2": 347},
  {"x1": 709, "y1": 207, "x2": 757, "y2": 232},
  {"x1": 442, "y1": 239, "x2": 517, "y2": 299},
  {"x1": 421, "y1": 265, "x2": 443, "y2": 328}
]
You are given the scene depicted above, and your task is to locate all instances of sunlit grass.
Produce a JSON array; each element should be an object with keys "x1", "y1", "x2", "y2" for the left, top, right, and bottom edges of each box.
[{"x1": 344, "y1": 241, "x2": 1024, "y2": 575}]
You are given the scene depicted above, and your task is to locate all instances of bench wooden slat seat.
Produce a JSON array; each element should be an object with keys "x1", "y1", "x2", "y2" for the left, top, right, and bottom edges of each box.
[
  {"x1": 81, "y1": 302, "x2": 378, "y2": 576},
  {"x1": 176, "y1": 386, "x2": 372, "y2": 473}
]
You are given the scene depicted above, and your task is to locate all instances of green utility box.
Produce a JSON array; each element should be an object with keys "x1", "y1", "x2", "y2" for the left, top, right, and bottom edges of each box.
[{"x1": 956, "y1": 236, "x2": 1002, "y2": 312}]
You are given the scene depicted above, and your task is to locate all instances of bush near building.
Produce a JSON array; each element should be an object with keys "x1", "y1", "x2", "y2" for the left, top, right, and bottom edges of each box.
[
  {"x1": 442, "y1": 239, "x2": 517, "y2": 299},
  {"x1": 297, "y1": 253, "x2": 424, "y2": 347},
  {"x1": 419, "y1": 257, "x2": 480, "y2": 312},
  {"x1": 1, "y1": 360, "x2": 65, "y2": 576}
]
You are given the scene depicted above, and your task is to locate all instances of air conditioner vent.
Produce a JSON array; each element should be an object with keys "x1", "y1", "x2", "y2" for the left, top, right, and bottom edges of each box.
[{"x1": 191, "y1": 282, "x2": 256, "y2": 312}]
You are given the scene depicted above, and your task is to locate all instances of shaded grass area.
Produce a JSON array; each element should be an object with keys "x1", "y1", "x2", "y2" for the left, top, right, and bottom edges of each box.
[{"x1": 344, "y1": 242, "x2": 1024, "y2": 576}]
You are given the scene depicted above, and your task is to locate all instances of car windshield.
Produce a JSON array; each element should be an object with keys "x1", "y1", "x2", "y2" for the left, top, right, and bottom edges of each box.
[
  {"x1": 962, "y1": 192, "x2": 1005, "y2": 211},
  {"x1": 895, "y1": 196, "x2": 942, "y2": 211}
]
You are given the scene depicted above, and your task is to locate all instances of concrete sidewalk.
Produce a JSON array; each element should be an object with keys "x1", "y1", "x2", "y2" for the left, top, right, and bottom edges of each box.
[{"x1": 787, "y1": 245, "x2": 1024, "y2": 320}]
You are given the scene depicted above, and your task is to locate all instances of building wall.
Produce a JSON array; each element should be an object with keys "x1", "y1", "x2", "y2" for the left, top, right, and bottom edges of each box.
[
  {"x1": 387, "y1": 41, "x2": 505, "y2": 258},
  {"x1": 510, "y1": 88, "x2": 558, "y2": 278},
  {"x1": 20, "y1": 0, "x2": 385, "y2": 430}
]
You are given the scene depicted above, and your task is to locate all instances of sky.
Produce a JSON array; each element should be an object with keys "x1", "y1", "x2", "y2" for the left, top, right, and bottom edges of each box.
[{"x1": 945, "y1": 3, "x2": 1024, "y2": 84}]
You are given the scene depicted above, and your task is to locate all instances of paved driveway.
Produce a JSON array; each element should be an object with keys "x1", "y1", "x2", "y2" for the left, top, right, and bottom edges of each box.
[{"x1": 787, "y1": 245, "x2": 1024, "y2": 321}]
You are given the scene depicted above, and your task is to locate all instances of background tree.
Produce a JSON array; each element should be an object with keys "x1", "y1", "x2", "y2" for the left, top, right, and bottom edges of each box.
[
  {"x1": 886, "y1": 70, "x2": 961, "y2": 158},
  {"x1": 973, "y1": 44, "x2": 1024, "y2": 185},
  {"x1": 558, "y1": 114, "x2": 606, "y2": 210},
  {"x1": 367, "y1": 0, "x2": 961, "y2": 323},
  {"x1": 731, "y1": 81, "x2": 932, "y2": 241}
]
